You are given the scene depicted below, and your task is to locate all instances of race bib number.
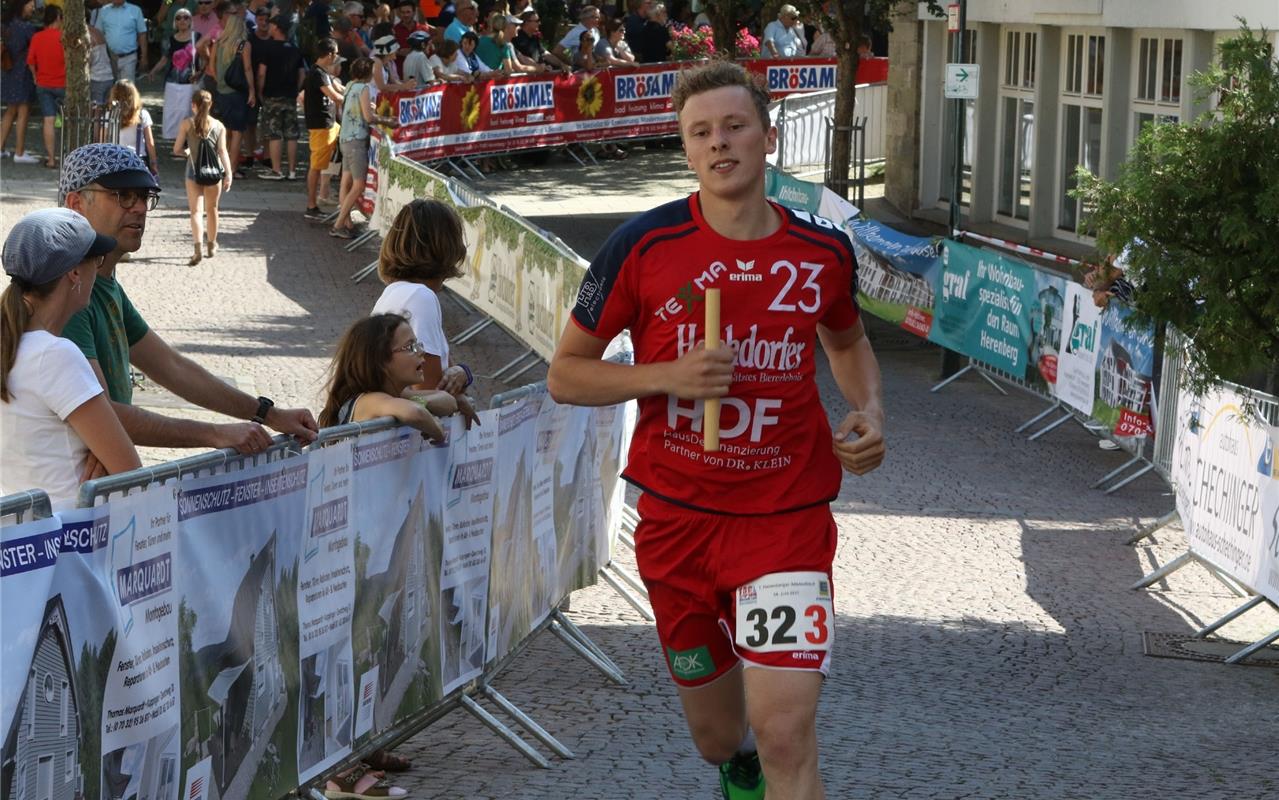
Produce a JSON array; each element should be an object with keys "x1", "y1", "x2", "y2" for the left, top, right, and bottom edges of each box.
[{"x1": 734, "y1": 571, "x2": 833, "y2": 653}]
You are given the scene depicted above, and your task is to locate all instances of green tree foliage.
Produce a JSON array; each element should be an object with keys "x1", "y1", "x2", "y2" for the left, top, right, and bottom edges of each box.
[{"x1": 1075, "y1": 25, "x2": 1279, "y2": 392}]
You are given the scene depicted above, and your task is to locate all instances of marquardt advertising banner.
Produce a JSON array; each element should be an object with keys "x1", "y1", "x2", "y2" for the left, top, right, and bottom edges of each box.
[
  {"x1": 439, "y1": 412, "x2": 497, "y2": 693},
  {"x1": 1173, "y1": 384, "x2": 1279, "y2": 605},
  {"x1": 296, "y1": 440, "x2": 356, "y2": 782},
  {"x1": 929, "y1": 241, "x2": 1036, "y2": 377},
  {"x1": 347, "y1": 429, "x2": 441, "y2": 737},
  {"x1": 1054, "y1": 282, "x2": 1103, "y2": 414},
  {"x1": 381, "y1": 58, "x2": 889, "y2": 161},
  {"x1": 177, "y1": 459, "x2": 308, "y2": 800},
  {"x1": 101, "y1": 487, "x2": 182, "y2": 800}
]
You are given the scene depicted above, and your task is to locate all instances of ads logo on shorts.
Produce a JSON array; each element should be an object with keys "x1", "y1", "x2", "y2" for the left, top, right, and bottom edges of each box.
[{"x1": 667, "y1": 645, "x2": 715, "y2": 681}]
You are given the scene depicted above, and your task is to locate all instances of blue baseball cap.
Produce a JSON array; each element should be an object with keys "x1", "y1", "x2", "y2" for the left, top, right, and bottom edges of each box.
[
  {"x1": 3, "y1": 209, "x2": 117, "y2": 286},
  {"x1": 59, "y1": 143, "x2": 160, "y2": 206}
]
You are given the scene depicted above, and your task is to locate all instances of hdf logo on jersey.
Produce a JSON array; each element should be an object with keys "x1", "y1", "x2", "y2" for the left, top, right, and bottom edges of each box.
[
  {"x1": 614, "y1": 70, "x2": 678, "y2": 101},
  {"x1": 767, "y1": 65, "x2": 836, "y2": 92}
]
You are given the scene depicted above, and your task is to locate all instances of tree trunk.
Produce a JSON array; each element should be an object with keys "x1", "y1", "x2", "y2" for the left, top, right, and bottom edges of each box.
[
  {"x1": 62, "y1": 0, "x2": 94, "y2": 151},
  {"x1": 707, "y1": 0, "x2": 736, "y2": 59},
  {"x1": 828, "y1": 8, "x2": 861, "y2": 197}
]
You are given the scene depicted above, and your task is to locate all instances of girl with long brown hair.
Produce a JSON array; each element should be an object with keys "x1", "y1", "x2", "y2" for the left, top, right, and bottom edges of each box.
[
  {"x1": 319, "y1": 313, "x2": 456, "y2": 439},
  {"x1": 173, "y1": 89, "x2": 232, "y2": 266},
  {"x1": 198, "y1": 11, "x2": 255, "y2": 177},
  {"x1": 0, "y1": 209, "x2": 140, "y2": 508},
  {"x1": 108, "y1": 79, "x2": 160, "y2": 175}
]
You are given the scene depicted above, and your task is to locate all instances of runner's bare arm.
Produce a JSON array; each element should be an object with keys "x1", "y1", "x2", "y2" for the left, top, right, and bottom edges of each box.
[
  {"x1": 547, "y1": 322, "x2": 734, "y2": 407},
  {"x1": 818, "y1": 318, "x2": 886, "y2": 475}
]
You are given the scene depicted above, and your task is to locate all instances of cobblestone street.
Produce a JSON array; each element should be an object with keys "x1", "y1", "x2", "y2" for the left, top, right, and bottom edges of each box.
[{"x1": 2, "y1": 145, "x2": 1275, "y2": 800}]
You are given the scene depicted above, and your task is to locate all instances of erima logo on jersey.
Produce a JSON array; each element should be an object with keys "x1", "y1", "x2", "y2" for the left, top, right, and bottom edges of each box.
[{"x1": 730, "y1": 259, "x2": 761, "y2": 282}]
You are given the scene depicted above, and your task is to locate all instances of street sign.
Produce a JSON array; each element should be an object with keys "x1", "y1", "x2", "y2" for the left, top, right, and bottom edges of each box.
[
  {"x1": 947, "y1": 3, "x2": 960, "y2": 32},
  {"x1": 945, "y1": 63, "x2": 979, "y2": 99}
]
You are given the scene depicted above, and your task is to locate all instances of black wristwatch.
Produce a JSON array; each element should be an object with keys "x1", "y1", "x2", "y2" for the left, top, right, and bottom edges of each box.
[{"x1": 251, "y1": 395, "x2": 274, "y2": 424}]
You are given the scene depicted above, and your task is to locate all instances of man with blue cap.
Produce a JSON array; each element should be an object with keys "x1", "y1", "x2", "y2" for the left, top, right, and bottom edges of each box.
[{"x1": 59, "y1": 143, "x2": 319, "y2": 468}]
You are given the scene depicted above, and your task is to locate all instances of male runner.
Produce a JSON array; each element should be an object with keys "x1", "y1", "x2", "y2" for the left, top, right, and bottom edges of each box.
[{"x1": 547, "y1": 61, "x2": 885, "y2": 800}]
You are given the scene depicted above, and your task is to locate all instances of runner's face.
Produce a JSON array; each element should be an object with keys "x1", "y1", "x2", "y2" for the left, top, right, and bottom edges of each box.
[
  {"x1": 680, "y1": 86, "x2": 775, "y2": 201},
  {"x1": 397, "y1": 5, "x2": 414, "y2": 24}
]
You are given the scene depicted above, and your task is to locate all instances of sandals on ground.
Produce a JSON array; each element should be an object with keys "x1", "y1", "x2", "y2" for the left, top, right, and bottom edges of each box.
[
  {"x1": 323, "y1": 766, "x2": 407, "y2": 800},
  {"x1": 363, "y1": 750, "x2": 412, "y2": 772}
]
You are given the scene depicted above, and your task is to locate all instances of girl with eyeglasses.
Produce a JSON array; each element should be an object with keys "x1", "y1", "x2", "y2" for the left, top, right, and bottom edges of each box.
[{"x1": 319, "y1": 312, "x2": 456, "y2": 442}]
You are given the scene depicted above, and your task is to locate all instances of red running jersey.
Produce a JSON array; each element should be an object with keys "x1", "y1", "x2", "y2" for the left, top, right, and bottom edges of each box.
[{"x1": 572, "y1": 194, "x2": 860, "y2": 516}]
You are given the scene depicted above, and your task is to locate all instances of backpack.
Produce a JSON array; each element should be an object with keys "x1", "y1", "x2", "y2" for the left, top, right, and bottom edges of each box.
[
  {"x1": 191, "y1": 130, "x2": 224, "y2": 186},
  {"x1": 223, "y1": 41, "x2": 248, "y2": 93}
]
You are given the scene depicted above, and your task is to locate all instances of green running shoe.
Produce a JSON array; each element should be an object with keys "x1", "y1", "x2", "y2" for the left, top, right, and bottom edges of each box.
[{"x1": 719, "y1": 751, "x2": 765, "y2": 800}]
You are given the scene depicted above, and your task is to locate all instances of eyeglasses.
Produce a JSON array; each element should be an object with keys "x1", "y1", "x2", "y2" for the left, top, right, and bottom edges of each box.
[
  {"x1": 79, "y1": 187, "x2": 160, "y2": 211},
  {"x1": 392, "y1": 339, "x2": 427, "y2": 357}
]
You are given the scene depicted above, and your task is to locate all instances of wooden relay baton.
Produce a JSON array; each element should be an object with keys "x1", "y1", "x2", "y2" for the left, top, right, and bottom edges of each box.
[{"x1": 703, "y1": 288, "x2": 721, "y2": 452}]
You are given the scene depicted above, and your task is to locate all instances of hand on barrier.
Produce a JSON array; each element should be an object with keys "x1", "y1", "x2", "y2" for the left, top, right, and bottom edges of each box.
[
  {"x1": 212, "y1": 422, "x2": 274, "y2": 454},
  {"x1": 665, "y1": 342, "x2": 734, "y2": 400},
  {"x1": 79, "y1": 451, "x2": 109, "y2": 483},
  {"x1": 456, "y1": 395, "x2": 481, "y2": 430},
  {"x1": 438, "y1": 365, "x2": 469, "y2": 395},
  {"x1": 411, "y1": 407, "x2": 447, "y2": 444},
  {"x1": 266, "y1": 406, "x2": 320, "y2": 444},
  {"x1": 832, "y1": 410, "x2": 885, "y2": 476}
]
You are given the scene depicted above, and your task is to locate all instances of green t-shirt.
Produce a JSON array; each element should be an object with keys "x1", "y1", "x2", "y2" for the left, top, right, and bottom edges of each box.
[
  {"x1": 476, "y1": 36, "x2": 514, "y2": 71},
  {"x1": 62, "y1": 273, "x2": 150, "y2": 405}
]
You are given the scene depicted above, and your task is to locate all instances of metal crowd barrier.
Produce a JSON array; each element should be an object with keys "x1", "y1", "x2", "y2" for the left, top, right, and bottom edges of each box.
[{"x1": 11, "y1": 385, "x2": 633, "y2": 789}]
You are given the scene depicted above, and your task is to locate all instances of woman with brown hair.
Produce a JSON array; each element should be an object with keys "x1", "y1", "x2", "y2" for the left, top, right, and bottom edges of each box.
[
  {"x1": 0, "y1": 209, "x2": 140, "y2": 508},
  {"x1": 108, "y1": 79, "x2": 160, "y2": 174},
  {"x1": 371, "y1": 199, "x2": 478, "y2": 424},
  {"x1": 173, "y1": 89, "x2": 232, "y2": 265}
]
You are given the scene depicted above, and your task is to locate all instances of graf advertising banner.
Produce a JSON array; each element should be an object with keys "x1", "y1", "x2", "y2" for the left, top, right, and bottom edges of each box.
[
  {"x1": 1172, "y1": 383, "x2": 1279, "y2": 605},
  {"x1": 1092, "y1": 303, "x2": 1155, "y2": 438},
  {"x1": 929, "y1": 241, "x2": 1037, "y2": 376},
  {"x1": 380, "y1": 58, "x2": 888, "y2": 161},
  {"x1": 1055, "y1": 281, "x2": 1103, "y2": 414}
]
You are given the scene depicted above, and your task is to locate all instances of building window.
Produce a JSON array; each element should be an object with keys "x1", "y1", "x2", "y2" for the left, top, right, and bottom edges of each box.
[
  {"x1": 1065, "y1": 33, "x2": 1105, "y2": 96},
  {"x1": 1136, "y1": 36, "x2": 1182, "y2": 103},
  {"x1": 999, "y1": 98, "x2": 1035, "y2": 219},
  {"x1": 1059, "y1": 105, "x2": 1103, "y2": 232},
  {"x1": 60, "y1": 681, "x2": 68, "y2": 736},
  {"x1": 64, "y1": 751, "x2": 74, "y2": 782},
  {"x1": 43, "y1": 673, "x2": 54, "y2": 702},
  {"x1": 1003, "y1": 30, "x2": 1037, "y2": 88},
  {"x1": 28, "y1": 674, "x2": 35, "y2": 739}
]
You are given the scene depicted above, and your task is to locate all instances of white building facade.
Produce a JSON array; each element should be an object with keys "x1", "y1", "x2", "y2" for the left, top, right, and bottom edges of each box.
[{"x1": 905, "y1": 0, "x2": 1279, "y2": 249}]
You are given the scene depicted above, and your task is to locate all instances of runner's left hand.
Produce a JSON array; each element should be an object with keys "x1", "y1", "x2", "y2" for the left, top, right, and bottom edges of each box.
[{"x1": 832, "y1": 410, "x2": 885, "y2": 475}]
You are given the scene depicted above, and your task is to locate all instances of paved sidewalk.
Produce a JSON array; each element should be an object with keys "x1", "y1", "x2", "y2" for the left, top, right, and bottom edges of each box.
[{"x1": 2, "y1": 146, "x2": 1275, "y2": 799}]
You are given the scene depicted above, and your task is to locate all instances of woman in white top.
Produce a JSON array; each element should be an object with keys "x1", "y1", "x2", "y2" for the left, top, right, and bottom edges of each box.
[
  {"x1": 0, "y1": 209, "x2": 141, "y2": 509},
  {"x1": 109, "y1": 79, "x2": 160, "y2": 175},
  {"x1": 371, "y1": 199, "x2": 479, "y2": 425}
]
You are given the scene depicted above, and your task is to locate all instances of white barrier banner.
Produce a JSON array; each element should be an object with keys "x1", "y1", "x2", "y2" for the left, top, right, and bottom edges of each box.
[
  {"x1": 1055, "y1": 282, "x2": 1103, "y2": 415},
  {"x1": 297, "y1": 440, "x2": 356, "y2": 781},
  {"x1": 440, "y1": 412, "x2": 497, "y2": 690},
  {"x1": 101, "y1": 488, "x2": 182, "y2": 800},
  {"x1": 1173, "y1": 384, "x2": 1279, "y2": 604}
]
